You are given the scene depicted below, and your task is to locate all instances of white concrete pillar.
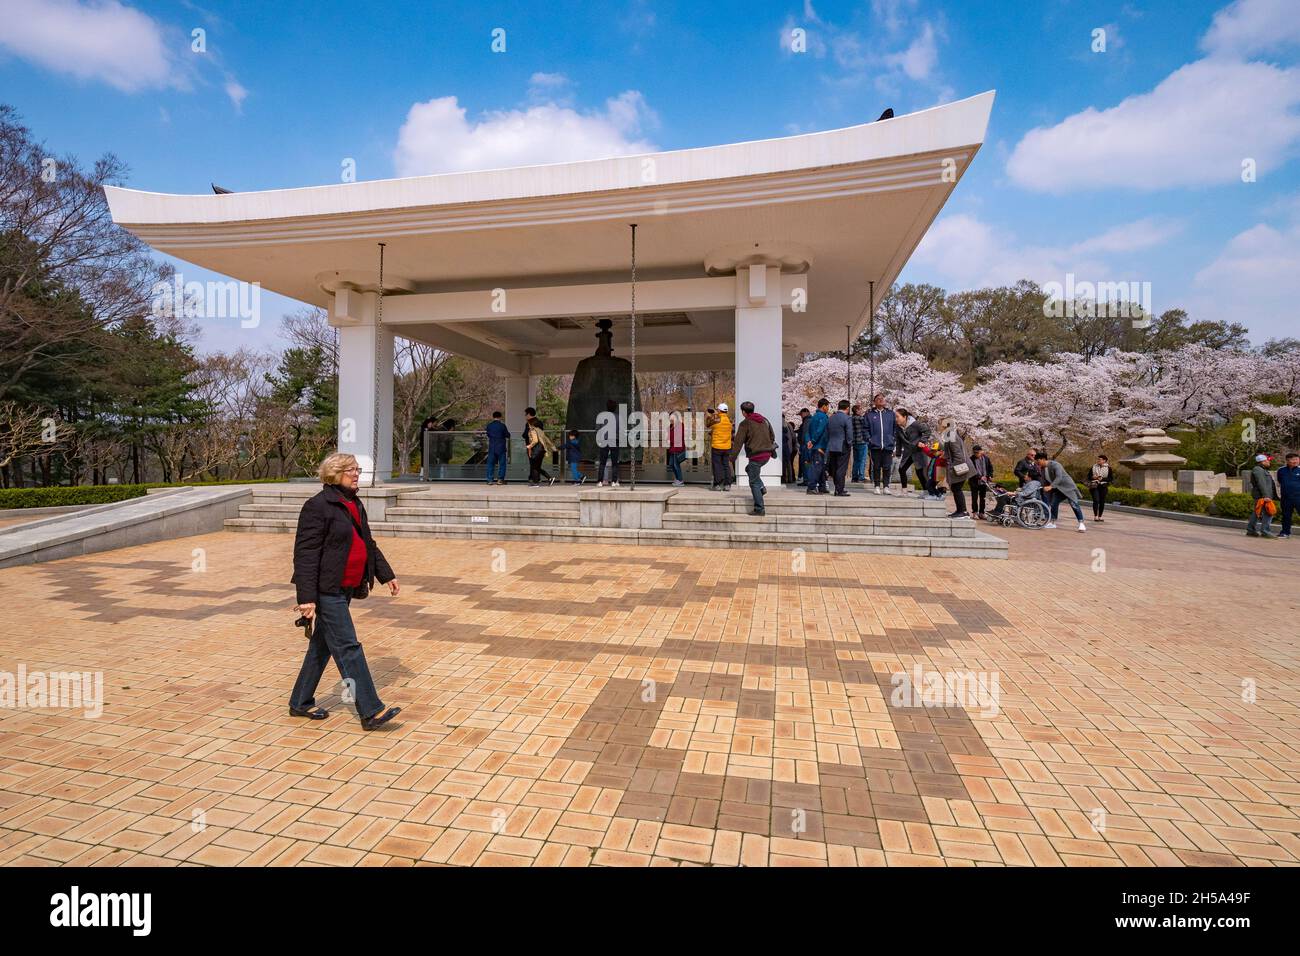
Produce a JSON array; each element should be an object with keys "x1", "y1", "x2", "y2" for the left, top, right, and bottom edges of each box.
[
  {"x1": 735, "y1": 265, "x2": 785, "y2": 483},
  {"x1": 336, "y1": 293, "x2": 394, "y2": 483},
  {"x1": 504, "y1": 375, "x2": 529, "y2": 436}
]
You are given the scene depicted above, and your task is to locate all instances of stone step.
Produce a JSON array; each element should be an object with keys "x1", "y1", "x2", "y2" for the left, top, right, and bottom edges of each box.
[
  {"x1": 225, "y1": 517, "x2": 297, "y2": 533},
  {"x1": 661, "y1": 513, "x2": 976, "y2": 537},
  {"x1": 224, "y1": 516, "x2": 1007, "y2": 558},
  {"x1": 392, "y1": 491, "x2": 582, "y2": 512},
  {"x1": 670, "y1": 502, "x2": 946, "y2": 515},
  {"x1": 240, "y1": 503, "x2": 306, "y2": 516},
  {"x1": 384, "y1": 507, "x2": 583, "y2": 527}
]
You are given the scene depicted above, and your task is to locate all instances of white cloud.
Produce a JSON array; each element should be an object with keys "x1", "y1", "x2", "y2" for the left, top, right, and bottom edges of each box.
[
  {"x1": 912, "y1": 213, "x2": 1178, "y2": 290},
  {"x1": 1072, "y1": 218, "x2": 1184, "y2": 255},
  {"x1": 394, "y1": 91, "x2": 658, "y2": 177},
  {"x1": 0, "y1": 0, "x2": 177, "y2": 92},
  {"x1": 1191, "y1": 217, "x2": 1300, "y2": 341},
  {"x1": 1201, "y1": 0, "x2": 1300, "y2": 58},
  {"x1": 781, "y1": 1, "x2": 945, "y2": 97},
  {"x1": 1007, "y1": 58, "x2": 1300, "y2": 191},
  {"x1": 528, "y1": 72, "x2": 567, "y2": 89},
  {"x1": 886, "y1": 22, "x2": 938, "y2": 80},
  {"x1": 871, "y1": 0, "x2": 917, "y2": 37},
  {"x1": 224, "y1": 78, "x2": 247, "y2": 111}
]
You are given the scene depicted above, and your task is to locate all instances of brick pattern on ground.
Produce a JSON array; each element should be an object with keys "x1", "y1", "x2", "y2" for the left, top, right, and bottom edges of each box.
[{"x1": 0, "y1": 511, "x2": 1296, "y2": 867}]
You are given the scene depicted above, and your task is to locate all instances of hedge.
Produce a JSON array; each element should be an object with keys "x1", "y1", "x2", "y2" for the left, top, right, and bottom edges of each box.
[
  {"x1": 1105, "y1": 487, "x2": 1210, "y2": 513},
  {"x1": 0, "y1": 478, "x2": 286, "y2": 510},
  {"x1": 1207, "y1": 490, "x2": 1255, "y2": 520}
]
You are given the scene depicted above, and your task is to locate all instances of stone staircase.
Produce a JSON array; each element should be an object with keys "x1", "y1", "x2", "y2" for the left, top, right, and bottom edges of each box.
[{"x1": 226, "y1": 484, "x2": 1007, "y2": 558}]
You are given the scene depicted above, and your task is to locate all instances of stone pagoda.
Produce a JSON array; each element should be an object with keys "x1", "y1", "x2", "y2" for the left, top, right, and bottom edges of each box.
[{"x1": 1120, "y1": 428, "x2": 1188, "y2": 492}]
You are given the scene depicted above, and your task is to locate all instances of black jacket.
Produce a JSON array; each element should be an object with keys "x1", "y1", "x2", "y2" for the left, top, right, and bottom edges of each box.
[
  {"x1": 291, "y1": 484, "x2": 395, "y2": 605},
  {"x1": 896, "y1": 418, "x2": 931, "y2": 465},
  {"x1": 1013, "y1": 457, "x2": 1041, "y2": 487}
]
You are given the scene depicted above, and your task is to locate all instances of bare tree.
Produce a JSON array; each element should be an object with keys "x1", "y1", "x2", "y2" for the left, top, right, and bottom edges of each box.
[
  {"x1": 0, "y1": 105, "x2": 169, "y2": 398},
  {"x1": 0, "y1": 400, "x2": 64, "y2": 478}
]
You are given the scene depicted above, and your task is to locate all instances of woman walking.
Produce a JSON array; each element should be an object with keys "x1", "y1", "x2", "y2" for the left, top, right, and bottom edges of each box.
[
  {"x1": 525, "y1": 408, "x2": 557, "y2": 486},
  {"x1": 666, "y1": 410, "x2": 686, "y2": 486},
  {"x1": 1088, "y1": 454, "x2": 1114, "y2": 522},
  {"x1": 893, "y1": 409, "x2": 935, "y2": 497},
  {"x1": 939, "y1": 418, "x2": 974, "y2": 519},
  {"x1": 290, "y1": 453, "x2": 402, "y2": 729}
]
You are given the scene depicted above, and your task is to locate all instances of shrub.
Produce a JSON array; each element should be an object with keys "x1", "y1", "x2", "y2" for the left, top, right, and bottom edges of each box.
[
  {"x1": 1208, "y1": 490, "x2": 1254, "y2": 520},
  {"x1": 1108, "y1": 487, "x2": 1154, "y2": 507},
  {"x1": 0, "y1": 484, "x2": 152, "y2": 509},
  {"x1": 0, "y1": 478, "x2": 284, "y2": 510},
  {"x1": 1146, "y1": 491, "x2": 1209, "y2": 514},
  {"x1": 1104, "y1": 487, "x2": 1212, "y2": 513}
]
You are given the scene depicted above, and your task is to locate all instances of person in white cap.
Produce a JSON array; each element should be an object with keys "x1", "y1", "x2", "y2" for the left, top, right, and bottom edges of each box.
[
  {"x1": 706, "y1": 403, "x2": 733, "y2": 490},
  {"x1": 1246, "y1": 453, "x2": 1280, "y2": 538}
]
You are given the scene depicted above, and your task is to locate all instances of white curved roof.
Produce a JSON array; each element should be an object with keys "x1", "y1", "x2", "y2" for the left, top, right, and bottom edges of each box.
[{"x1": 107, "y1": 91, "x2": 994, "y2": 360}]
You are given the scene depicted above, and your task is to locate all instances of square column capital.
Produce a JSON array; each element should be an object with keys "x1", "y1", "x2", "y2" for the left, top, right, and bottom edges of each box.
[{"x1": 330, "y1": 288, "x2": 378, "y2": 327}]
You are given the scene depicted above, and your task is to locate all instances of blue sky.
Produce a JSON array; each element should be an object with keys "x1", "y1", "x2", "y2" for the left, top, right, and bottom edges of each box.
[{"x1": 2, "y1": 0, "x2": 1298, "y2": 351}]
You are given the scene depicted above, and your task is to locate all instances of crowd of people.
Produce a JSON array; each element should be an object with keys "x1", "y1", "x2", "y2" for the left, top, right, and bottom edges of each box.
[
  {"x1": 782, "y1": 394, "x2": 1125, "y2": 532},
  {"x1": 458, "y1": 397, "x2": 1300, "y2": 540}
]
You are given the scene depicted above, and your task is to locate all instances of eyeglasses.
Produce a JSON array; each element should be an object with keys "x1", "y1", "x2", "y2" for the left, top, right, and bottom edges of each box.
[{"x1": 342, "y1": 467, "x2": 363, "y2": 475}]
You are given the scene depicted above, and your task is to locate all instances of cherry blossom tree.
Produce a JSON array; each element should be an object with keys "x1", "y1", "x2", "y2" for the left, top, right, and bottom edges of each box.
[{"x1": 780, "y1": 345, "x2": 1300, "y2": 462}]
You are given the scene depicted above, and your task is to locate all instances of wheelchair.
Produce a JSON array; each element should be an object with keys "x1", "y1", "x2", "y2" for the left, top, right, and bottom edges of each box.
[{"x1": 984, "y1": 484, "x2": 1051, "y2": 530}]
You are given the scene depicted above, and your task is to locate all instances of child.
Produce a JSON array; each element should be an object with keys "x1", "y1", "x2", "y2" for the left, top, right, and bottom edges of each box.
[{"x1": 565, "y1": 430, "x2": 584, "y2": 484}]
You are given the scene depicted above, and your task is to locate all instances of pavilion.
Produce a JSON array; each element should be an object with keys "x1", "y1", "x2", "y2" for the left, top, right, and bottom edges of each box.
[{"x1": 105, "y1": 91, "x2": 994, "y2": 482}]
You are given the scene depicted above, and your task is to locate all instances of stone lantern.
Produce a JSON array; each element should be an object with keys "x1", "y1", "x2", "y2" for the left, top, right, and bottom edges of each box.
[{"x1": 1120, "y1": 428, "x2": 1187, "y2": 492}]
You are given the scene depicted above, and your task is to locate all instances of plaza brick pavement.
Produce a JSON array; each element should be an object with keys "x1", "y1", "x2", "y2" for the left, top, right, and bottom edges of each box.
[{"x1": 0, "y1": 511, "x2": 1296, "y2": 867}]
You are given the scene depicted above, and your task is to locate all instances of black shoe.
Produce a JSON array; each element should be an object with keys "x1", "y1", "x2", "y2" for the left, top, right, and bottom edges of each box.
[
  {"x1": 361, "y1": 706, "x2": 401, "y2": 730},
  {"x1": 806, "y1": 489, "x2": 820, "y2": 495},
  {"x1": 289, "y1": 706, "x2": 328, "y2": 720},
  {"x1": 834, "y1": 491, "x2": 850, "y2": 497}
]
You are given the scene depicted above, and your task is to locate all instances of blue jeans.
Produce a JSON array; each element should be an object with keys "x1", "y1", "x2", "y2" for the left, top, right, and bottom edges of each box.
[
  {"x1": 1247, "y1": 501, "x2": 1274, "y2": 535},
  {"x1": 851, "y1": 443, "x2": 867, "y2": 482},
  {"x1": 804, "y1": 449, "x2": 826, "y2": 491},
  {"x1": 290, "y1": 592, "x2": 383, "y2": 719},
  {"x1": 486, "y1": 447, "x2": 507, "y2": 483},
  {"x1": 1049, "y1": 491, "x2": 1084, "y2": 523},
  {"x1": 569, "y1": 457, "x2": 582, "y2": 482},
  {"x1": 667, "y1": 451, "x2": 684, "y2": 482},
  {"x1": 745, "y1": 459, "x2": 766, "y2": 511}
]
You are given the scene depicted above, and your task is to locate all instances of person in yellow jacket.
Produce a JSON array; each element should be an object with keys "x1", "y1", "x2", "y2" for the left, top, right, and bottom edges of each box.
[{"x1": 705, "y1": 402, "x2": 733, "y2": 491}]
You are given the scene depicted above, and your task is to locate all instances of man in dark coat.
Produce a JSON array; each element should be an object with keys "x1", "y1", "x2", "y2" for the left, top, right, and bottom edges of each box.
[{"x1": 826, "y1": 400, "x2": 854, "y2": 496}]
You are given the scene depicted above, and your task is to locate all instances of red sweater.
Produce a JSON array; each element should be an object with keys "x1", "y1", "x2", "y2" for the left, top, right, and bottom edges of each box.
[{"x1": 340, "y1": 497, "x2": 368, "y2": 587}]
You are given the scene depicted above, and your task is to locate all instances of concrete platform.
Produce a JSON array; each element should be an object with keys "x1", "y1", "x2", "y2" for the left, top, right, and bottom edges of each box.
[
  {"x1": 225, "y1": 483, "x2": 1008, "y2": 558},
  {"x1": 0, "y1": 486, "x2": 253, "y2": 569}
]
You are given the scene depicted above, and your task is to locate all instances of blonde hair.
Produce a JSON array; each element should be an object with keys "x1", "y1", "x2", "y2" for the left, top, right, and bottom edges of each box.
[{"x1": 318, "y1": 452, "x2": 359, "y2": 484}]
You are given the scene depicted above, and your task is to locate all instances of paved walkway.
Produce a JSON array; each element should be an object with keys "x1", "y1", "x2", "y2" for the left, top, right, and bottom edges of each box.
[{"x1": 0, "y1": 511, "x2": 1296, "y2": 866}]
